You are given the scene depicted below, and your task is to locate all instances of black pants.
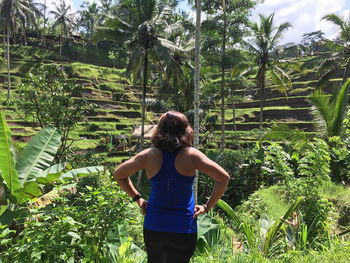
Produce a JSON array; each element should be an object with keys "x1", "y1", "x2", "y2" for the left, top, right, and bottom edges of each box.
[{"x1": 143, "y1": 228, "x2": 197, "y2": 263}]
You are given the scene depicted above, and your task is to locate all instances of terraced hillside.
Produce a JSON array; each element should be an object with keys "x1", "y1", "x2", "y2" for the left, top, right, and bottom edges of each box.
[
  {"x1": 0, "y1": 46, "x2": 164, "y2": 165},
  {"x1": 208, "y1": 63, "x2": 348, "y2": 144},
  {"x1": 1, "y1": 46, "x2": 348, "y2": 163}
]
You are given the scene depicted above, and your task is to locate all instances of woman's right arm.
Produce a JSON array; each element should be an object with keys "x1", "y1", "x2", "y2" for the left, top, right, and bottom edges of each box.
[
  {"x1": 113, "y1": 150, "x2": 149, "y2": 214},
  {"x1": 191, "y1": 148, "x2": 230, "y2": 218}
]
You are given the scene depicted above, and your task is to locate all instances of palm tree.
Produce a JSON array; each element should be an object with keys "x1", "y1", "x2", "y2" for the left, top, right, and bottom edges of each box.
[
  {"x1": 96, "y1": 0, "x2": 184, "y2": 187},
  {"x1": 317, "y1": 14, "x2": 350, "y2": 88},
  {"x1": 202, "y1": 0, "x2": 255, "y2": 152},
  {"x1": 309, "y1": 78, "x2": 350, "y2": 138},
  {"x1": 0, "y1": 0, "x2": 40, "y2": 101},
  {"x1": 98, "y1": 0, "x2": 113, "y2": 24},
  {"x1": 49, "y1": 0, "x2": 75, "y2": 55},
  {"x1": 230, "y1": 60, "x2": 253, "y2": 131},
  {"x1": 19, "y1": 0, "x2": 43, "y2": 46},
  {"x1": 79, "y1": 1, "x2": 100, "y2": 44},
  {"x1": 245, "y1": 13, "x2": 292, "y2": 129},
  {"x1": 42, "y1": 0, "x2": 48, "y2": 47}
]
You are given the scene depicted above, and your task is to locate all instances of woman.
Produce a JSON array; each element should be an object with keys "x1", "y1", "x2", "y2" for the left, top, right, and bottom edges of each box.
[{"x1": 113, "y1": 111, "x2": 230, "y2": 263}]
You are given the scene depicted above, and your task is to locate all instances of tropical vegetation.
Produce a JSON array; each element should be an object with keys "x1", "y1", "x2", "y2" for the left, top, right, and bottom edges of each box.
[{"x1": 0, "y1": 0, "x2": 349, "y2": 261}]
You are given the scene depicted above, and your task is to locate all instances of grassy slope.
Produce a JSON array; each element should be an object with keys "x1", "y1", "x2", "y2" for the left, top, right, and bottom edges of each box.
[{"x1": 0, "y1": 45, "x2": 348, "y2": 161}]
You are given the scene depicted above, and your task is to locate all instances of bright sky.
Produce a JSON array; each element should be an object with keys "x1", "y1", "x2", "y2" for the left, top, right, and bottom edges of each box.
[{"x1": 44, "y1": 0, "x2": 350, "y2": 44}]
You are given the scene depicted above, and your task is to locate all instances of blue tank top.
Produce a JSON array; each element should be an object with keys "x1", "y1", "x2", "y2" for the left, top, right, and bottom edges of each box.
[{"x1": 143, "y1": 150, "x2": 197, "y2": 234}]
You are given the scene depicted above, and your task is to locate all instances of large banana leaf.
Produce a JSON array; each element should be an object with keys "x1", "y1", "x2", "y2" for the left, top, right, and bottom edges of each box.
[
  {"x1": 0, "y1": 208, "x2": 17, "y2": 226},
  {"x1": 197, "y1": 213, "x2": 220, "y2": 237},
  {"x1": 197, "y1": 214, "x2": 221, "y2": 253},
  {"x1": 14, "y1": 181, "x2": 42, "y2": 204},
  {"x1": 36, "y1": 163, "x2": 67, "y2": 185},
  {"x1": 16, "y1": 126, "x2": 61, "y2": 186},
  {"x1": 59, "y1": 166, "x2": 104, "y2": 181},
  {"x1": 0, "y1": 205, "x2": 7, "y2": 217},
  {"x1": 0, "y1": 111, "x2": 20, "y2": 194},
  {"x1": 263, "y1": 196, "x2": 304, "y2": 257}
]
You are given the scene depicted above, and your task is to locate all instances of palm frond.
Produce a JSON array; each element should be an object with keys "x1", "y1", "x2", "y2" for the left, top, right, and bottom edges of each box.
[
  {"x1": 261, "y1": 124, "x2": 307, "y2": 142},
  {"x1": 163, "y1": 20, "x2": 184, "y2": 37},
  {"x1": 270, "y1": 22, "x2": 292, "y2": 50},
  {"x1": 322, "y1": 14, "x2": 346, "y2": 33},
  {"x1": 269, "y1": 69, "x2": 288, "y2": 97},
  {"x1": 309, "y1": 90, "x2": 334, "y2": 136},
  {"x1": 331, "y1": 78, "x2": 350, "y2": 137},
  {"x1": 274, "y1": 65, "x2": 292, "y2": 89},
  {"x1": 154, "y1": 4, "x2": 171, "y2": 26},
  {"x1": 158, "y1": 37, "x2": 184, "y2": 53},
  {"x1": 316, "y1": 68, "x2": 336, "y2": 89},
  {"x1": 231, "y1": 63, "x2": 252, "y2": 79}
]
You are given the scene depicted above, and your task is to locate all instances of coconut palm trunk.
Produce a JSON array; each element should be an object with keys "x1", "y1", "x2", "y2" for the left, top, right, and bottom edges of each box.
[
  {"x1": 43, "y1": 0, "x2": 47, "y2": 47},
  {"x1": 231, "y1": 88, "x2": 237, "y2": 131},
  {"x1": 193, "y1": 0, "x2": 201, "y2": 204},
  {"x1": 220, "y1": 15, "x2": 227, "y2": 153},
  {"x1": 59, "y1": 32, "x2": 62, "y2": 55},
  {"x1": 136, "y1": 44, "x2": 149, "y2": 188},
  {"x1": 342, "y1": 62, "x2": 350, "y2": 85},
  {"x1": 6, "y1": 26, "x2": 11, "y2": 102},
  {"x1": 3, "y1": 29, "x2": 6, "y2": 60},
  {"x1": 259, "y1": 66, "x2": 266, "y2": 129},
  {"x1": 23, "y1": 27, "x2": 27, "y2": 46}
]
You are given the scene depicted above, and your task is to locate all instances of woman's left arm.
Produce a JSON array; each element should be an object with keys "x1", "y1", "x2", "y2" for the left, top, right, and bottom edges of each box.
[{"x1": 113, "y1": 150, "x2": 149, "y2": 214}]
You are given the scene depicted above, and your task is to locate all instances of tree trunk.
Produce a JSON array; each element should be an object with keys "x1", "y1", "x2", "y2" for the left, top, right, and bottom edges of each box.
[
  {"x1": 3, "y1": 29, "x2": 6, "y2": 60},
  {"x1": 23, "y1": 28, "x2": 27, "y2": 46},
  {"x1": 220, "y1": 14, "x2": 226, "y2": 153},
  {"x1": 342, "y1": 61, "x2": 350, "y2": 85},
  {"x1": 6, "y1": 26, "x2": 11, "y2": 102},
  {"x1": 43, "y1": 0, "x2": 47, "y2": 47},
  {"x1": 193, "y1": 0, "x2": 201, "y2": 204},
  {"x1": 136, "y1": 44, "x2": 149, "y2": 188},
  {"x1": 231, "y1": 88, "x2": 237, "y2": 132},
  {"x1": 59, "y1": 27, "x2": 63, "y2": 55},
  {"x1": 259, "y1": 66, "x2": 266, "y2": 130}
]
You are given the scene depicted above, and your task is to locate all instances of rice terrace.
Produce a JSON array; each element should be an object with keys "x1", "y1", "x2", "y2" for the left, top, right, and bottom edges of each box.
[{"x1": 0, "y1": 0, "x2": 350, "y2": 262}]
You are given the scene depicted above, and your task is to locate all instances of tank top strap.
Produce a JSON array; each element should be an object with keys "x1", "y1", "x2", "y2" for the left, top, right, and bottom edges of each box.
[{"x1": 161, "y1": 150, "x2": 178, "y2": 170}]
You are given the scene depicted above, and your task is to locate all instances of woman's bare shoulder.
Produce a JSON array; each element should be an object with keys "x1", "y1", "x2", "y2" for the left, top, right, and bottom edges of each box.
[
  {"x1": 141, "y1": 147, "x2": 162, "y2": 161},
  {"x1": 181, "y1": 147, "x2": 206, "y2": 160}
]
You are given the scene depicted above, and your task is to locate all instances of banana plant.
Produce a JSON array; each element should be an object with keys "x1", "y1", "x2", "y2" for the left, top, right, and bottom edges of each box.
[
  {"x1": 196, "y1": 213, "x2": 221, "y2": 254},
  {"x1": 217, "y1": 196, "x2": 303, "y2": 257},
  {"x1": 0, "y1": 111, "x2": 103, "y2": 225}
]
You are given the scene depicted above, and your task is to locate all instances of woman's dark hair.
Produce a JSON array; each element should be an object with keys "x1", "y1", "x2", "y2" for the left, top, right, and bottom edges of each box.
[{"x1": 151, "y1": 111, "x2": 194, "y2": 151}]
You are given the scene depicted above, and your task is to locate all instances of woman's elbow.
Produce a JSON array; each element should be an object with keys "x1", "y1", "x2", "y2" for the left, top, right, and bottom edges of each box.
[
  {"x1": 113, "y1": 170, "x2": 121, "y2": 182},
  {"x1": 221, "y1": 172, "x2": 230, "y2": 185}
]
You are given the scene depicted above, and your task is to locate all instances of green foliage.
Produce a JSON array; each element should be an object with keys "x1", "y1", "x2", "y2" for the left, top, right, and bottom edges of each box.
[
  {"x1": 245, "y1": 13, "x2": 292, "y2": 127},
  {"x1": 217, "y1": 197, "x2": 303, "y2": 258},
  {"x1": 202, "y1": 147, "x2": 264, "y2": 206},
  {"x1": 196, "y1": 213, "x2": 222, "y2": 254},
  {"x1": 309, "y1": 79, "x2": 350, "y2": 138},
  {"x1": 328, "y1": 136, "x2": 350, "y2": 182},
  {"x1": 264, "y1": 139, "x2": 334, "y2": 250},
  {"x1": 295, "y1": 139, "x2": 330, "y2": 198},
  {"x1": 0, "y1": 176, "x2": 146, "y2": 262},
  {"x1": 0, "y1": 114, "x2": 103, "y2": 227},
  {"x1": 0, "y1": 111, "x2": 20, "y2": 195},
  {"x1": 315, "y1": 13, "x2": 350, "y2": 87},
  {"x1": 12, "y1": 64, "x2": 95, "y2": 161}
]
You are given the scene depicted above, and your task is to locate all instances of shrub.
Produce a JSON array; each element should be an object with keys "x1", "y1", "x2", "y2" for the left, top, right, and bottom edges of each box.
[
  {"x1": 12, "y1": 64, "x2": 95, "y2": 161},
  {"x1": 0, "y1": 176, "x2": 145, "y2": 262}
]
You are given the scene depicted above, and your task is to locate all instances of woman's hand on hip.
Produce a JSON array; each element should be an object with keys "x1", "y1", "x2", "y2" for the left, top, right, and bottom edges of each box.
[
  {"x1": 193, "y1": 205, "x2": 207, "y2": 219},
  {"x1": 137, "y1": 198, "x2": 148, "y2": 215}
]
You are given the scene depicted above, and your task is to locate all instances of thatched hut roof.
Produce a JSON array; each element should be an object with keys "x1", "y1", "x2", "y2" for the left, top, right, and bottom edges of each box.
[{"x1": 132, "y1": 125, "x2": 157, "y2": 139}]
